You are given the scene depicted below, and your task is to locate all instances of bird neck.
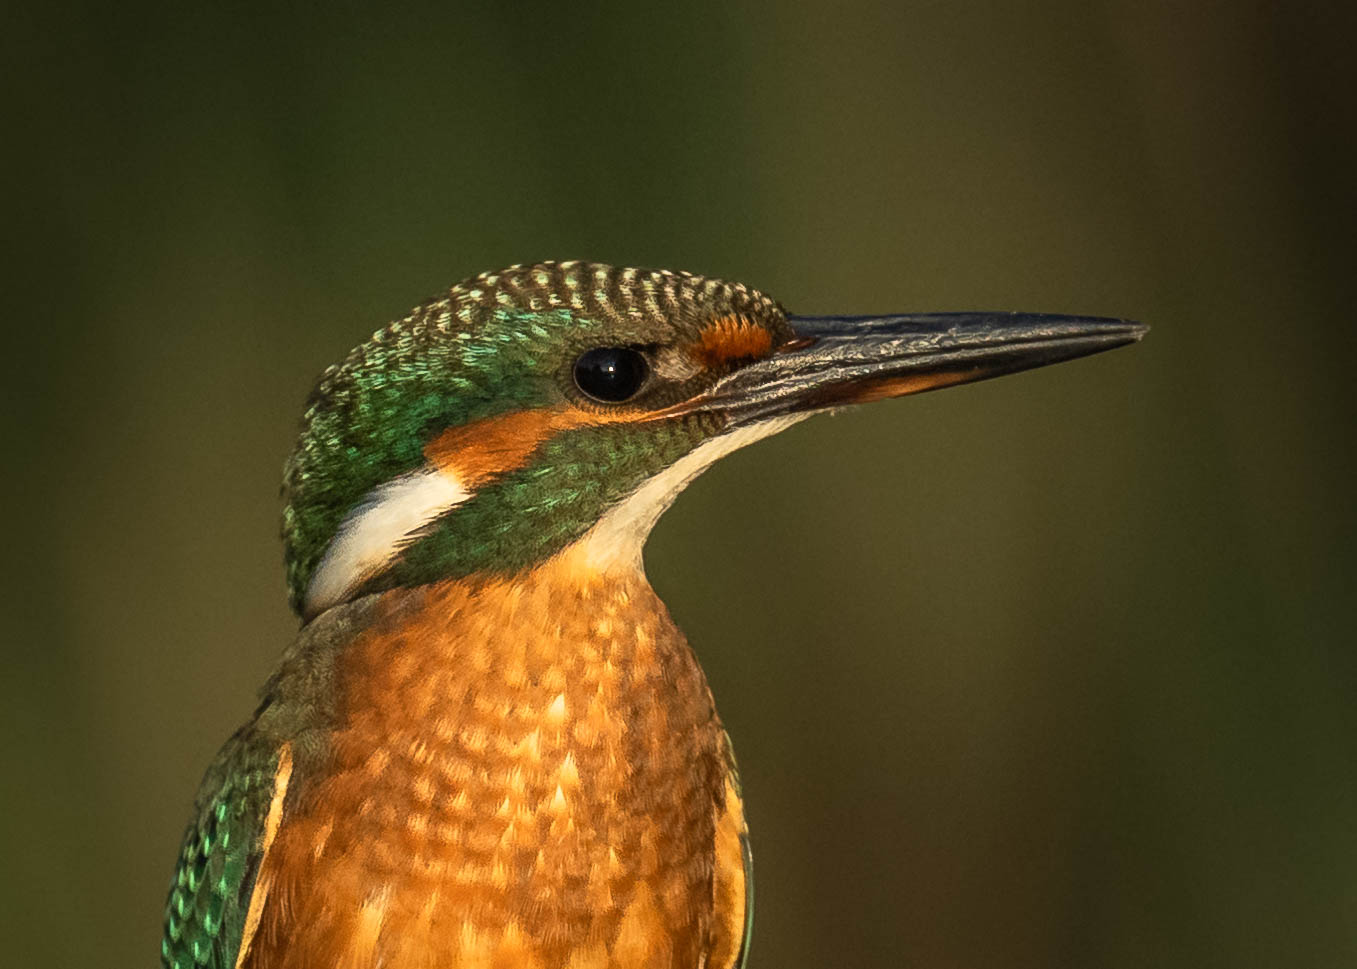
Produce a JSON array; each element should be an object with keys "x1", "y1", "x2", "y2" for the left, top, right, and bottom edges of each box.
[{"x1": 334, "y1": 550, "x2": 716, "y2": 751}]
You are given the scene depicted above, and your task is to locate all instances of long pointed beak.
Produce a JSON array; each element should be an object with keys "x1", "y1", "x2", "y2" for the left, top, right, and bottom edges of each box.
[{"x1": 704, "y1": 312, "x2": 1147, "y2": 423}]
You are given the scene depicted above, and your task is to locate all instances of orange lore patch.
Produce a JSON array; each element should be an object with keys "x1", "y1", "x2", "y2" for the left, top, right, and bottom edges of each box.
[
  {"x1": 420, "y1": 319, "x2": 775, "y2": 488},
  {"x1": 691, "y1": 315, "x2": 774, "y2": 368}
]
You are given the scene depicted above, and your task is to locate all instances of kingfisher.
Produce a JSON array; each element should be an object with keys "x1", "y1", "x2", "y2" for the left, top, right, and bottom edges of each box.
[{"x1": 162, "y1": 261, "x2": 1143, "y2": 969}]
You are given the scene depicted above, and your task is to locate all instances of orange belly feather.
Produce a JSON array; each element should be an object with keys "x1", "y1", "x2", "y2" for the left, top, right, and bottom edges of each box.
[{"x1": 242, "y1": 552, "x2": 747, "y2": 969}]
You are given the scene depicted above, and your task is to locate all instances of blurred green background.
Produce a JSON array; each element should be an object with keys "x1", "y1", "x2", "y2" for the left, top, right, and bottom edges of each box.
[{"x1": 7, "y1": 1, "x2": 1355, "y2": 966}]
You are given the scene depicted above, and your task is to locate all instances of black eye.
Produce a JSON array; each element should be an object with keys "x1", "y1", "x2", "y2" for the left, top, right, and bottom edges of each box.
[{"x1": 573, "y1": 347, "x2": 650, "y2": 403}]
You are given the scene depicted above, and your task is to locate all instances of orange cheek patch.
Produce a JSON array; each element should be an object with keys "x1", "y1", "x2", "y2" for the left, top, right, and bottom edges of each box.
[
  {"x1": 425, "y1": 408, "x2": 579, "y2": 488},
  {"x1": 424, "y1": 402, "x2": 691, "y2": 488},
  {"x1": 691, "y1": 315, "x2": 774, "y2": 368}
]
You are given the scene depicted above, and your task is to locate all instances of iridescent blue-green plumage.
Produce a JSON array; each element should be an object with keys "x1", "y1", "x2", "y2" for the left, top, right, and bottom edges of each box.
[
  {"x1": 281, "y1": 261, "x2": 786, "y2": 613},
  {"x1": 162, "y1": 733, "x2": 281, "y2": 969},
  {"x1": 161, "y1": 259, "x2": 1141, "y2": 969},
  {"x1": 162, "y1": 595, "x2": 375, "y2": 968}
]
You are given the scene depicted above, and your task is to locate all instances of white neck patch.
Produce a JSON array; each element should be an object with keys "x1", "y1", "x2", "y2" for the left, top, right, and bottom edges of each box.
[
  {"x1": 304, "y1": 415, "x2": 808, "y2": 614},
  {"x1": 303, "y1": 466, "x2": 471, "y2": 618},
  {"x1": 574, "y1": 415, "x2": 809, "y2": 575}
]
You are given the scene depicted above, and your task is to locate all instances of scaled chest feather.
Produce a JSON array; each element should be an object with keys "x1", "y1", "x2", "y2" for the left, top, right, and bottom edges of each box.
[{"x1": 243, "y1": 559, "x2": 747, "y2": 969}]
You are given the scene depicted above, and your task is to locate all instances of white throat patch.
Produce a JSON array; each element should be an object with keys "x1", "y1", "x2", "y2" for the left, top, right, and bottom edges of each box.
[
  {"x1": 574, "y1": 415, "x2": 809, "y2": 574},
  {"x1": 303, "y1": 466, "x2": 471, "y2": 618},
  {"x1": 304, "y1": 415, "x2": 807, "y2": 614}
]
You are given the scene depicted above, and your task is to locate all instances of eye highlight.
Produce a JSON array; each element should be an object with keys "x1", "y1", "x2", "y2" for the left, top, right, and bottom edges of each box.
[{"x1": 573, "y1": 347, "x2": 650, "y2": 403}]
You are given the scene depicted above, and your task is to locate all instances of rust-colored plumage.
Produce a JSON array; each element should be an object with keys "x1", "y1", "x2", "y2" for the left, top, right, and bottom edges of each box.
[
  {"x1": 691, "y1": 316, "x2": 774, "y2": 368},
  {"x1": 162, "y1": 262, "x2": 1142, "y2": 969},
  {"x1": 241, "y1": 547, "x2": 747, "y2": 969}
]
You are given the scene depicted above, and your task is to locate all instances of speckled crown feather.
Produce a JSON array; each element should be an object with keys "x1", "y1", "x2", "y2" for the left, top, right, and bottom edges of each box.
[{"x1": 281, "y1": 260, "x2": 785, "y2": 613}]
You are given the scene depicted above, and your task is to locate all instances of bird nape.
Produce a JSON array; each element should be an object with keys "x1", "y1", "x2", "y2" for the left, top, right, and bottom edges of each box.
[{"x1": 162, "y1": 261, "x2": 1144, "y2": 969}]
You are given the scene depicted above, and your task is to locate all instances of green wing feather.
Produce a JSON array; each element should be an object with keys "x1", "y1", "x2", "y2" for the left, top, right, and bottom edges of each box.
[
  {"x1": 161, "y1": 732, "x2": 281, "y2": 969},
  {"x1": 736, "y1": 828, "x2": 754, "y2": 969}
]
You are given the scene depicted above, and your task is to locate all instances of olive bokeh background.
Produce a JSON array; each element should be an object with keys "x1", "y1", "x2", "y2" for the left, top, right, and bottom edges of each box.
[{"x1": 8, "y1": 2, "x2": 1355, "y2": 966}]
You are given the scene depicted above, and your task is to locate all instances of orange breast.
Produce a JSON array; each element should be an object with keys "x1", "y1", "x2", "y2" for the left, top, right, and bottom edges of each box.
[{"x1": 243, "y1": 555, "x2": 743, "y2": 969}]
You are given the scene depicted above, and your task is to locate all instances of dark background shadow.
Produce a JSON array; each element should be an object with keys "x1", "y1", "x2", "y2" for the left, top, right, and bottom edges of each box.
[{"x1": 6, "y1": 2, "x2": 1354, "y2": 966}]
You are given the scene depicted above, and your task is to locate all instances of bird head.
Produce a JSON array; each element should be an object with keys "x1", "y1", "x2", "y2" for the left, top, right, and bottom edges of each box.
[{"x1": 283, "y1": 261, "x2": 1143, "y2": 620}]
